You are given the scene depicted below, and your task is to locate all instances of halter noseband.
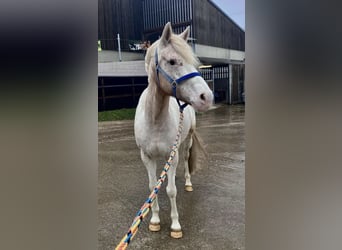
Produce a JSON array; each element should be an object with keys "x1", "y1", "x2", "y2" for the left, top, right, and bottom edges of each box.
[{"x1": 154, "y1": 49, "x2": 201, "y2": 112}]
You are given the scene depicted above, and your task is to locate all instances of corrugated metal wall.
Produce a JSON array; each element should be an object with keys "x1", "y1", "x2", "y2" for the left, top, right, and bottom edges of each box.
[
  {"x1": 99, "y1": 0, "x2": 245, "y2": 51},
  {"x1": 142, "y1": 0, "x2": 193, "y2": 42},
  {"x1": 98, "y1": 0, "x2": 144, "y2": 50},
  {"x1": 193, "y1": 0, "x2": 245, "y2": 51},
  {"x1": 143, "y1": 0, "x2": 192, "y2": 30}
]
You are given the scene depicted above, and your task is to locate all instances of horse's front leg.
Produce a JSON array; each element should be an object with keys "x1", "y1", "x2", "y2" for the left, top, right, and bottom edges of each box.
[
  {"x1": 167, "y1": 153, "x2": 183, "y2": 238},
  {"x1": 140, "y1": 150, "x2": 160, "y2": 232},
  {"x1": 183, "y1": 135, "x2": 193, "y2": 192}
]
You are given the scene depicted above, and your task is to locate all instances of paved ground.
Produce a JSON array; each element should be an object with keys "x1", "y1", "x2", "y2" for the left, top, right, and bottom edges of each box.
[{"x1": 98, "y1": 104, "x2": 245, "y2": 250}]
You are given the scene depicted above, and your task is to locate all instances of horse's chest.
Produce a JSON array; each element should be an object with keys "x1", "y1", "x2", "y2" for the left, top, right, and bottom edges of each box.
[
  {"x1": 134, "y1": 107, "x2": 192, "y2": 159},
  {"x1": 143, "y1": 127, "x2": 178, "y2": 156}
]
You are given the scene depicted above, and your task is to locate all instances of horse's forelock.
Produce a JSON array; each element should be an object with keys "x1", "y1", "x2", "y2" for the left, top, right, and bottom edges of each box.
[
  {"x1": 145, "y1": 34, "x2": 199, "y2": 72},
  {"x1": 169, "y1": 35, "x2": 199, "y2": 67}
]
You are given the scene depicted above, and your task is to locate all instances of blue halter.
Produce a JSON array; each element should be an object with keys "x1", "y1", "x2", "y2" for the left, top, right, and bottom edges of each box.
[{"x1": 154, "y1": 49, "x2": 201, "y2": 112}]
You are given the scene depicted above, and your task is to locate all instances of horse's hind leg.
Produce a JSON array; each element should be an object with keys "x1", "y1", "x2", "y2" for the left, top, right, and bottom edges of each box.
[
  {"x1": 167, "y1": 153, "x2": 182, "y2": 238},
  {"x1": 184, "y1": 135, "x2": 193, "y2": 192},
  {"x1": 140, "y1": 150, "x2": 160, "y2": 232}
]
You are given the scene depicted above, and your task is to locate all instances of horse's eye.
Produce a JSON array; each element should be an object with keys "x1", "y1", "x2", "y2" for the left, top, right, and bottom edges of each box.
[{"x1": 169, "y1": 59, "x2": 176, "y2": 65}]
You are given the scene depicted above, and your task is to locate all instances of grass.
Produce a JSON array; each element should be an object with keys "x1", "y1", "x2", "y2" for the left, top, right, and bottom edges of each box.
[
  {"x1": 98, "y1": 108, "x2": 136, "y2": 121},
  {"x1": 98, "y1": 105, "x2": 216, "y2": 121}
]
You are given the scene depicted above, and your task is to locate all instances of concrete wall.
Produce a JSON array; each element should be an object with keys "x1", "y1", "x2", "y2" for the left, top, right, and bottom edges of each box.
[
  {"x1": 195, "y1": 44, "x2": 245, "y2": 64},
  {"x1": 98, "y1": 60, "x2": 146, "y2": 77},
  {"x1": 98, "y1": 50, "x2": 145, "y2": 63}
]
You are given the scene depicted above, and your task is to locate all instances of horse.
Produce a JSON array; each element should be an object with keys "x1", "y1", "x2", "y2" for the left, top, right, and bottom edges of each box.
[{"x1": 134, "y1": 22, "x2": 214, "y2": 239}]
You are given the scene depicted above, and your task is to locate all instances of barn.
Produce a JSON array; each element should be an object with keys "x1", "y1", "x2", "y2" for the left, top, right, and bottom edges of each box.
[{"x1": 98, "y1": 0, "x2": 245, "y2": 111}]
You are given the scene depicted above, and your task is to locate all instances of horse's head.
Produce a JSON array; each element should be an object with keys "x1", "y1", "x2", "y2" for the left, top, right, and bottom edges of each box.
[{"x1": 146, "y1": 22, "x2": 213, "y2": 112}]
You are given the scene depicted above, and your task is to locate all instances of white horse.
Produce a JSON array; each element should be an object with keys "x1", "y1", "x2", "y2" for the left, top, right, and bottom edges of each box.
[{"x1": 134, "y1": 22, "x2": 213, "y2": 238}]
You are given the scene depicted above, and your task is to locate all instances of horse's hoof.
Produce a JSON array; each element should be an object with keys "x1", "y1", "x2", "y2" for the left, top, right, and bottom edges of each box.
[
  {"x1": 185, "y1": 185, "x2": 193, "y2": 192},
  {"x1": 170, "y1": 230, "x2": 183, "y2": 239},
  {"x1": 149, "y1": 223, "x2": 161, "y2": 232}
]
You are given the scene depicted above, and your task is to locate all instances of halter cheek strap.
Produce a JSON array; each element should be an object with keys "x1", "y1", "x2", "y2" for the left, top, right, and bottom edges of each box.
[{"x1": 154, "y1": 49, "x2": 201, "y2": 112}]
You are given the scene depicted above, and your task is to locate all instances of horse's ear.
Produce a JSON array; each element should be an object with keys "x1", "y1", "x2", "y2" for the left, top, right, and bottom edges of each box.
[
  {"x1": 179, "y1": 26, "x2": 190, "y2": 41},
  {"x1": 160, "y1": 22, "x2": 172, "y2": 46}
]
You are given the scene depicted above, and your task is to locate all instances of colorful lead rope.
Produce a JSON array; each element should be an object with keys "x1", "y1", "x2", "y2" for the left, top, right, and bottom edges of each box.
[{"x1": 115, "y1": 111, "x2": 185, "y2": 250}]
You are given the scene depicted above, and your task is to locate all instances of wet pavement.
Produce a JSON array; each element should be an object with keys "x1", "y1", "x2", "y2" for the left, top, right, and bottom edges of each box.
[{"x1": 98, "y1": 104, "x2": 245, "y2": 250}]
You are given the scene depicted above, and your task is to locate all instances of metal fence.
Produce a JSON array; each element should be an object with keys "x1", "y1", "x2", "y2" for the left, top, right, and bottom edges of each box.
[
  {"x1": 98, "y1": 64, "x2": 244, "y2": 111},
  {"x1": 200, "y1": 66, "x2": 230, "y2": 103},
  {"x1": 98, "y1": 76, "x2": 148, "y2": 111},
  {"x1": 98, "y1": 37, "x2": 152, "y2": 53}
]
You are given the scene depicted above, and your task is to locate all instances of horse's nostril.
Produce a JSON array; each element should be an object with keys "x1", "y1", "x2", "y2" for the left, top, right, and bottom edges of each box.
[{"x1": 200, "y1": 93, "x2": 206, "y2": 101}]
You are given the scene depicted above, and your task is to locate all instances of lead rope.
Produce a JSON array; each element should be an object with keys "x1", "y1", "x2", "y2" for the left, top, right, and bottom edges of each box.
[{"x1": 115, "y1": 110, "x2": 185, "y2": 250}]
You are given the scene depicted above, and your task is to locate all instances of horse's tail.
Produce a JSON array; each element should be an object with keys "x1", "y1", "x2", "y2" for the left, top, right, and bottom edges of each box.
[{"x1": 188, "y1": 130, "x2": 208, "y2": 174}]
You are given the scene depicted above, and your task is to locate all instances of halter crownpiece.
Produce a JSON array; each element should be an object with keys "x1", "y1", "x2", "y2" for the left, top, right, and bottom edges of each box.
[{"x1": 154, "y1": 49, "x2": 201, "y2": 112}]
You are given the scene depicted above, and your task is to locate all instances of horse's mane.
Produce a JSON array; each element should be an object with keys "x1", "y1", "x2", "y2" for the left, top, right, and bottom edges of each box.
[{"x1": 145, "y1": 33, "x2": 199, "y2": 73}]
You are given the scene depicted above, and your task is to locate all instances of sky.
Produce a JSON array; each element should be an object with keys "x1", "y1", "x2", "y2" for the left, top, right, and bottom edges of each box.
[{"x1": 211, "y1": 0, "x2": 245, "y2": 30}]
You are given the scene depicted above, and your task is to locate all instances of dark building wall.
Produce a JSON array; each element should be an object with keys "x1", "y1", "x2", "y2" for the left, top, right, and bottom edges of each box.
[
  {"x1": 142, "y1": 0, "x2": 193, "y2": 42},
  {"x1": 143, "y1": 0, "x2": 192, "y2": 30},
  {"x1": 193, "y1": 0, "x2": 245, "y2": 51},
  {"x1": 98, "y1": 0, "x2": 144, "y2": 50},
  {"x1": 99, "y1": 0, "x2": 244, "y2": 51}
]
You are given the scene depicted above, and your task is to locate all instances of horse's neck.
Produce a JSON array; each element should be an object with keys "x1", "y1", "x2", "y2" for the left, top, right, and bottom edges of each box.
[{"x1": 145, "y1": 80, "x2": 171, "y2": 124}]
